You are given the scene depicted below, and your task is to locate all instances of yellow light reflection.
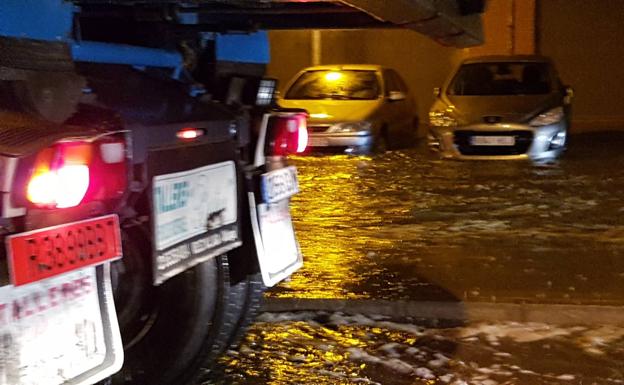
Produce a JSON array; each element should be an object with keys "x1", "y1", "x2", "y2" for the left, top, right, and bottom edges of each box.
[
  {"x1": 268, "y1": 154, "x2": 393, "y2": 300},
  {"x1": 324, "y1": 71, "x2": 343, "y2": 82}
]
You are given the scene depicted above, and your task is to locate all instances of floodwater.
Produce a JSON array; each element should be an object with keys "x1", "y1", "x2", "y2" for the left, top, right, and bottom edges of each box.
[
  {"x1": 214, "y1": 133, "x2": 624, "y2": 384},
  {"x1": 274, "y1": 133, "x2": 624, "y2": 305}
]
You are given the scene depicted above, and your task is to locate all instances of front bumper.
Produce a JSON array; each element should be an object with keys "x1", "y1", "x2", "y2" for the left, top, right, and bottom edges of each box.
[{"x1": 428, "y1": 121, "x2": 568, "y2": 161}]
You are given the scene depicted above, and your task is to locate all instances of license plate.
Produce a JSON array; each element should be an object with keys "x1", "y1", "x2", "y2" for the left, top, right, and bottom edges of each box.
[
  {"x1": 308, "y1": 137, "x2": 329, "y2": 147},
  {"x1": 249, "y1": 195, "x2": 302, "y2": 287},
  {"x1": 0, "y1": 265, "x2": 123, "y2": 385},
  {"x1": 7, "y1": 215, "x2": 122, "y2": 286},
  {"x1": 260, "y1": 166, "x2": 299, "y2": 204},
  {"x1": 470, "y1": 135, "x2": 515, "y2": 146},
  {"x1": 152, "y1": 161, "x2": 241, "y2": 285}
]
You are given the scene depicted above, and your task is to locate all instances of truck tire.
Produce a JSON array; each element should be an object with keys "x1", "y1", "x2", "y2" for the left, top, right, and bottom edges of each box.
[{"x1": 111, "y1": 228, "x2": 264, "y2": 385}]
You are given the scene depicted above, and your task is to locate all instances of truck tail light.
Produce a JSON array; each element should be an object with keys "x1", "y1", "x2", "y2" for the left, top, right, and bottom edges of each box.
[
  {"x1": 265, "y1": 113, "x2": 308, "y2": 156},
  {"x1": 26, "y1": 137, "x2": 127, "y2": 208}
]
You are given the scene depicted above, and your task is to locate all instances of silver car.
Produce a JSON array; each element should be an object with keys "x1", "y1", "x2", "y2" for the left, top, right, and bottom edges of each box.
[
  {"x1": 279, "y1": 65, "x2": 418, "y2": 154},
  {"x1": 428, "y1": 55, "x2": 573, "y2": 161}
]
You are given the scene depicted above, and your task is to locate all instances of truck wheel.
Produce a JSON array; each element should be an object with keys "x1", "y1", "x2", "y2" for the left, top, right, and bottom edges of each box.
[{"x1": 111, "y1": 228, "x2": 263, "y2": 385}]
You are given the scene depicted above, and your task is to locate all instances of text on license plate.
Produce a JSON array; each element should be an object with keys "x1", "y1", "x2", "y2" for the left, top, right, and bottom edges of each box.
[
  {"x1": 0, "y1": 267, "x2": 108, "y2": 385},
  {"x1": 470, "y1": 136, "x2": 515, "y2": 146},
  {"x1": 7, "y1": 215, "x2": 122, "y2": 286},
  {"x1": 260, "y1": 166, "x2": 299, "y2": 204}
]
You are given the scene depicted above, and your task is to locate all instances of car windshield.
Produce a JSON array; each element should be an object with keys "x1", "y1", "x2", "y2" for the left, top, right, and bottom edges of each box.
[
  {"x1": 284, "y1": 70, "x2": 380, "y2": 100},
  {"x1": 449, "y1": 62, "x2": 552, "y2": 96}
]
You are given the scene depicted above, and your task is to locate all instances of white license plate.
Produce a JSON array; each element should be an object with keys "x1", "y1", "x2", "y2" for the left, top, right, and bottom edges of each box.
[
  {"x1": 152, "y1": 161, "x2": 242, "y2": 284},
  {"x1": 153, "y1": 161, "x2": 238, "y2": 251},
  {"x1": 0, "y1": 266, "x2": 123, "y2": 385},
  {"x1": 308, "y1": 137, "x2": 329, "y2": 147},
  {"x1": 261, "y1": 166, "x2": 299, "y2": 204},
  {"x1": 249, "y1": 196, "x2": 302, "y2": 287},
  {"x1": 470, "y1": 136, "x2": 515, "y2": 146}
]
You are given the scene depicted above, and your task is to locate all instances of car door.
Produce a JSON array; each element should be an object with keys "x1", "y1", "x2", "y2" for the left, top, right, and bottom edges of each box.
[{"x1": 390, "y1": 70, "x2": 417, "y2": 143}]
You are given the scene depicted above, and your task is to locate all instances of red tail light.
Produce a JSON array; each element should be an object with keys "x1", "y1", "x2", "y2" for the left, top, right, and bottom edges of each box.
[
  {"x1": 26, "y1": 136, "x2": 127, "y2": 209},
  {"x1": 265, "y1": 112, "x2": 308, "y2": 156}
]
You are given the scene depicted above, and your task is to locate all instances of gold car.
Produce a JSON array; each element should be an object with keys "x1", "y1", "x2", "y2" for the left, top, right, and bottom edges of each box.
[{"x1": 279, "y1": 65, "x2": 419, "y2": 154}]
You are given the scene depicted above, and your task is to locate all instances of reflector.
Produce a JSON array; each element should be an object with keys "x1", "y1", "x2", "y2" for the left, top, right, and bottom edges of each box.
[{"x1": 177, "y1": 128, "x2": 204, "y2": 140}]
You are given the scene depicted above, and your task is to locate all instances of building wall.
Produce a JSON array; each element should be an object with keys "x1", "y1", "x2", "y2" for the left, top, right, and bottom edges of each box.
[
  {"x1": 538, "y1": 0, "x2": 624, "y2": 131},
  {"x1": 268, "y1": 28, "x2": 458, "y2": 136},
  {"x1": 267, "y1": 0, "x2": 538, "y2": 135}
]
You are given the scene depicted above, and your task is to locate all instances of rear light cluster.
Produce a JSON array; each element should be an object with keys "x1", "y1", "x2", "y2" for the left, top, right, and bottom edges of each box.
[
  {"x1": 265, "y1": 112, "x2": 308, "y2": 156},
  {"x1": 26, "y1": 136, "x2": 127, "y2": 209}
]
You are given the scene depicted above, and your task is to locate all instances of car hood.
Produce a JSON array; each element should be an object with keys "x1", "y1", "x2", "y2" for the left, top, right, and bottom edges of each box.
[
  {"x1": 444, "y1": 94, "x2": 561, "y2": 124},
  {"x1": 278, "y1": 98, "x2": 381, "y2": 124}
]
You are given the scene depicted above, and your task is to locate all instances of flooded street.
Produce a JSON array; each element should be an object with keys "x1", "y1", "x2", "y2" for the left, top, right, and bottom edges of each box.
[
  {"x1": 275, "y1": 133, "x2": 624, "y2": 305},
  {"x1": 214, "y1": 133, "x2": 624, "y2": 384},
  {"x1": 216, "y1": 312, "x2": 624, "y2": 385}
]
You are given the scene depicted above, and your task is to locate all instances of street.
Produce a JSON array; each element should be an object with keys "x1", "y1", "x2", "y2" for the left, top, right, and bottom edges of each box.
[{"x1": 213, "y1": 133, "x2": 624, "y2": 384}]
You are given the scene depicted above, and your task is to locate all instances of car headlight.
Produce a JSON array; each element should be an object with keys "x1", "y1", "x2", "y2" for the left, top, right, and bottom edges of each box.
[
  {"x1": 328, "y1": 121, "x2": 372, "y2": 133},
  {"x1": 549, "y1": 130, "x2": 567, "y2": 150},
  {"x1": 530, "y1": 106, "x2": 564, "y2": 127},
  {"x1": 429, "y1": 111, "x2": 457, "y2": 127}
]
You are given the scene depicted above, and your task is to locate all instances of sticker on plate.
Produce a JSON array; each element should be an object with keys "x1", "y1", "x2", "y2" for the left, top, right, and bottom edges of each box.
[
  {"x1": 0, "y1": 267, "x2": 111, "y2": 385},
  {"x1": 260, "y1": 166, "x2": 299, "y2": 204},
  {"x1": 152, "y1": 162, "x2": 242, "y2": 284},
  {"x1": 470, "y1": 136, "x2": 515, "y2": 146},
  {"x1": 7, "y1": 215, "x2": 122, "y2": 287}
]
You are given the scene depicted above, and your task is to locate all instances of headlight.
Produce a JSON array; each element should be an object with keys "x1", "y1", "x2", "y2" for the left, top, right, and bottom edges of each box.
[
  {"x1": 328, "y1": 121, "x2": 372, "y2": 133},
  {"x1": 429, "y1": 111, "x2": 457, "y2": 127},
  {"x1": 549, "y1": 130, "x2": 567, "y2": 149},
  {"x1": 530, "y1": 106, "x2": 564, "y2": 127}
]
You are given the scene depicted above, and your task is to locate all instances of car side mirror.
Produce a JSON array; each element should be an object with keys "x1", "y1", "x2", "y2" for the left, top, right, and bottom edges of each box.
[
  {"x1": 388, "y1": 91, "x2": 406, "y2": 102},
  {"x1": 433, "y1": 87, "x2": 442, "y2": 98},
  {"x1": 564, "y1": 86, "x2": 574, "y2": 105}
]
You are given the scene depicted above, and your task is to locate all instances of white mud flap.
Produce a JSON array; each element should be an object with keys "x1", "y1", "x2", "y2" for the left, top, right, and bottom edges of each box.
[{"x1": 249, "y1": 166, "x2": 303, "y2": 287}]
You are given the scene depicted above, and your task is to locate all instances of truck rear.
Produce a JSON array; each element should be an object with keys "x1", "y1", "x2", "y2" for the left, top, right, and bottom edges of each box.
[{"x1": 0, "y1": 2, "x2": 307, "y2": 384}]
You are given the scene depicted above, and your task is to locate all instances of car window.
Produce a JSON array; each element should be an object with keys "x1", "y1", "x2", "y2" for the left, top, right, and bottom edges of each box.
[
  {"x1": 448, "y1": 62, "x2": 552, "y2": 96},
  {"x1": 284, "y1": 70, "x2": 380, "y2": 100}
]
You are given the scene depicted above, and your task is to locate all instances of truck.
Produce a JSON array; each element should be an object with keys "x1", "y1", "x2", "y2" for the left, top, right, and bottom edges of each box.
[{"x1": 0, "y1": 1, "x2": 484, "y2": 384}]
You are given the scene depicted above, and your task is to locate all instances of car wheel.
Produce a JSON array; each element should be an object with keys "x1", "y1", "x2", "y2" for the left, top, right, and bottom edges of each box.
[{"x1": 111, "y1": 227, "x2": 263, "y2": 385}]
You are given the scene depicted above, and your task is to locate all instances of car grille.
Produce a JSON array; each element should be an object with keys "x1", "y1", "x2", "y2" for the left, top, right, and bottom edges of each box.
[
  {"x1": 308, "y1": 124, "x2": 330, "y2": 133},
  {"x1": 454, "y1": 130, "x2": 533, "y2": 156}
]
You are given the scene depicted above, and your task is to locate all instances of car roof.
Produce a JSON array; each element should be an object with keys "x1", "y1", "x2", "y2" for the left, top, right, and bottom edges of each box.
[
  {"x1": 299, "y1": 64, "x2": 386, "y2": 72},
  {"x1": 460, "y1": 55, "x2": 553, "y2": 64}
]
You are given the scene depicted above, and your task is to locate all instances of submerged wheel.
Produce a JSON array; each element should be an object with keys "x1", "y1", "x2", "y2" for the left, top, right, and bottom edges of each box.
[{"x1": 111, "y1": 227, "x2": 264, "y2": 385}]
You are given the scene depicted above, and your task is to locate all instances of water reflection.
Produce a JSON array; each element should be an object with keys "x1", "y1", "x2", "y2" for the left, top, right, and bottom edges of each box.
[{"x1": 272, "y1": 136, "x2": 624, "y2": 304}]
